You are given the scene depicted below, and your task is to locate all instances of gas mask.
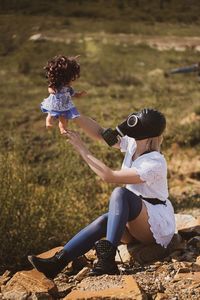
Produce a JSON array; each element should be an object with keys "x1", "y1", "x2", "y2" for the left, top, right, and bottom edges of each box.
[{"x1": 102, "y1": 109, "x2": 166, "y2": 146}]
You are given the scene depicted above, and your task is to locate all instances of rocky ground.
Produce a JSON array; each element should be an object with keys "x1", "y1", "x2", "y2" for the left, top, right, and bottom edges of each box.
[{"x1": 0, "y1": 213, "x2": 200, "y2": 300}]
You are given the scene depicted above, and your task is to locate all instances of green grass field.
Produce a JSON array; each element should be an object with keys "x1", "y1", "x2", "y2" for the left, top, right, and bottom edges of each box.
[{"x1": 0, "y1": 1, "x2": 200, "y2": 272}]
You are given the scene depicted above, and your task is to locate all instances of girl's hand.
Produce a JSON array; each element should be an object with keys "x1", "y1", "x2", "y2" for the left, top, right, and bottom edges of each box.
[{"x1": 65, "y1": 130, "x2": 89, "y2": 154}]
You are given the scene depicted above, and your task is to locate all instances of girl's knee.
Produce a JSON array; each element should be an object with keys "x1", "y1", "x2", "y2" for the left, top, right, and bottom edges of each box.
[
  {"x1": 110, "y1": 187, "x2": 134, "y2": 204},
  {"x1": 109, "y1": 188, "x2": 125, "y2": 210},
  {"x1": 94, "y1": 213, "x2": 108, "y2": 227},
  {"x1": 110, "y1": 187, "x2": 127, "y2": 199}
]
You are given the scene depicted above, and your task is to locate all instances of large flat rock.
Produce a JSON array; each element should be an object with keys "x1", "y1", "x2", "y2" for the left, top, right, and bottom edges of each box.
[
  {"x1": 1, "y1": 269, "x2": 57, "y2": 300},
  {"x1": 64, "y1": 275, "x2": 146, "y2": 300},
  {"x1": 37, "y1": 246, "x2": 63, "y2": 259}
]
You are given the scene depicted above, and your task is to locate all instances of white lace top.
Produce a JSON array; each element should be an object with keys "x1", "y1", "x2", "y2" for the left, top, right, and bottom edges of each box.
[
  {"x1": 120, "y1": 136, "x2": 176, "y2": 248},
  {"x1": 120, "y1": 136, "x2": 168, "y2": 201}
]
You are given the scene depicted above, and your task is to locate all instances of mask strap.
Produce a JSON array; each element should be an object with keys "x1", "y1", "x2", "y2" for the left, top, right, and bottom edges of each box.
[{"x1": 116, "y1": 126, "x2": 124, "y2": 137}]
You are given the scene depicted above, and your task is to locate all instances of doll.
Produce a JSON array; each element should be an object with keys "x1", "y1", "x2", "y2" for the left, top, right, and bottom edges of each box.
[{"x1": 41, "y1": 55, "x2": 86, "y2": 134}]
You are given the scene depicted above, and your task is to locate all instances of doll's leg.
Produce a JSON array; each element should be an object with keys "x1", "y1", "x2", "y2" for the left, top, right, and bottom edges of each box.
[
  {"x1": 46, "y1": 113, "x2": 54, "y2": 128},
  {"x1": 58, "y1": 116, "x2": 68, "y2": 134}
]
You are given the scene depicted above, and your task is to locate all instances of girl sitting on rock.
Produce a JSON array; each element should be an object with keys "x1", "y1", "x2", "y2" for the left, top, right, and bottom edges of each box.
[{"x1": 28, "y1": 108, "x2": 176, "y2": 278}]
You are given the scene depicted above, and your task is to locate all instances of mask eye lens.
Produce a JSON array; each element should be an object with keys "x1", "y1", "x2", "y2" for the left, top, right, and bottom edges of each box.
[{"x1": 127, "y1": 115, "x2": 138, "y2": 127}]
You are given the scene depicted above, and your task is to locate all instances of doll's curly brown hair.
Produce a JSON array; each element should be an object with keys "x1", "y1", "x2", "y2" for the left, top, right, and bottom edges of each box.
[{"x1": 44, "y1": 55, "x2": 80, "y2": 90}]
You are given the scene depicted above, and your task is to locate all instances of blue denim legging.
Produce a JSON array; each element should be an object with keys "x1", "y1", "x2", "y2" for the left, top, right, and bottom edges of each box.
[{"x1": 63, "y1": 187, "x2": 143, "y2": 261}]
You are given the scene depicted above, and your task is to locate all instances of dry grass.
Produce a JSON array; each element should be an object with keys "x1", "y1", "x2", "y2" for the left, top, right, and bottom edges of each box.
[{"x1": 0, "y1": 10, "x2": 199, "y2": 272}]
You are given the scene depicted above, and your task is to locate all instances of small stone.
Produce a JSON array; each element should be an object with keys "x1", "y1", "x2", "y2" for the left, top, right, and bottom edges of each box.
[
  {"x1": 196, "y1": 256, "x2": 200, "y2": 265},
  {"x1": 170, "y1": 270, "x2": 176, "y2": 276},
  {"x1": 164, "y1": 275, "x2": 171, "y2": 282},
  {"x1": 171, "y1": 258, "x2": 179, "y2": 263},
  {"x1": 115, "y1": 244, "x2": 132, "y2": 263},
  {"x1": 74, "y1": 267, "x2": 90, "y2": 282},
  {"x1": 71, "y1": 256, "x2": 91, "y2": 274},
  {"x1": 155, "y1": 292, "x2": 168, "y2": 300},
  {"x1": 0, "y1": 270, "x2": 11, "y2": 287},
  {"x1": 157, "y1": 282, "x2": 165, "y2": 292},
  {"x1": 180, "y1": 261, "x2": 192, "y2": 268},
  {"x1": 84, "y1": 249, "x2": 96, "y2": 261},
  {"x1": 176, "y1": 267, "x2": 190, "y2": 274},
  {"x1": 174, "y1": 272, "x2": 200, "y2": 282},
  {"x1": 54, "y1": 282, "x2": 74, "y2": 299},
  {"x1": 29, "y1": 33, "x2": 46, "y2": 42},
  {"x1": 156, "y1": 265, "x2": 168, "y2": 274},
  {"x1": 179, "y1": 224, "x2": 200, "y2": 240},
  {"x1": 148, "y1": 69, "x2": 164, "y2": 77},
  {"x1": 54, "y1": 273, "x2": 69, "y2": 283}
]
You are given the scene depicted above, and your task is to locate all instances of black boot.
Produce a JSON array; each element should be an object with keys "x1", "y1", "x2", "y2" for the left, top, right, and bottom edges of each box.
[
  {"x1": 28, "y1": 249, "x2": 69, "y2": 279},
  {"x1": 90, "y1": 239, "x2": 120, "y2": 276}
]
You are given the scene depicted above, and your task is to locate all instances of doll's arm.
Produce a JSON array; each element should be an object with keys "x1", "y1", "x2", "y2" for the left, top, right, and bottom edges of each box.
[
  {"x1": 48, "y1": 87, "x2": 56, "y2": 94},
  {"x1": 73, "y1": 91, "x2": 87, "y2": 97}
]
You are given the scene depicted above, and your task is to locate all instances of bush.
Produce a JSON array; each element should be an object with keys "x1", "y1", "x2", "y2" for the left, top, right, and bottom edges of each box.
[
  {"x1": 0, "y1": 151, "x2": 67, "y2": 271},
  {"x1": 167, "y1": 121, "x2": 200, "y2": 147}
]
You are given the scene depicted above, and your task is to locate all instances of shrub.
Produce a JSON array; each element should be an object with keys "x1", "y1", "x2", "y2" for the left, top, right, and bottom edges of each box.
[
  {"x1": 0, "y1": 151, "x2": 68, "y2": 270},
  {"x1": 167, "y1": 121, "x2": 200, "y2": 147}
]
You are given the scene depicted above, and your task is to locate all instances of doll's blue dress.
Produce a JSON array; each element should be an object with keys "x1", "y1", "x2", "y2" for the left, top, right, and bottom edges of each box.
[{"x1": 41, "y1": 86, "x2": 80, "y2": 119}]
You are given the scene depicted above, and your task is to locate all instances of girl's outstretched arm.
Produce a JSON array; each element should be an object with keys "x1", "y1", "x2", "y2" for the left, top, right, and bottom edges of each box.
[
  {"x1": 66, "y1": 130, "x2": 143, "y2": 184},
  {"x1": 74, "y1": 114, "x2": 104, "y2": 141},
  {"x1": 74, "y1": 114, "x2": 120, "y2": 148}
]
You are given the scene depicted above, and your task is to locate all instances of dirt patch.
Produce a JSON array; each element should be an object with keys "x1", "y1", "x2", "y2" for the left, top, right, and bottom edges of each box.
[{"x1": 30, "y1": 32, "x2": 200, "y2": 52}]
